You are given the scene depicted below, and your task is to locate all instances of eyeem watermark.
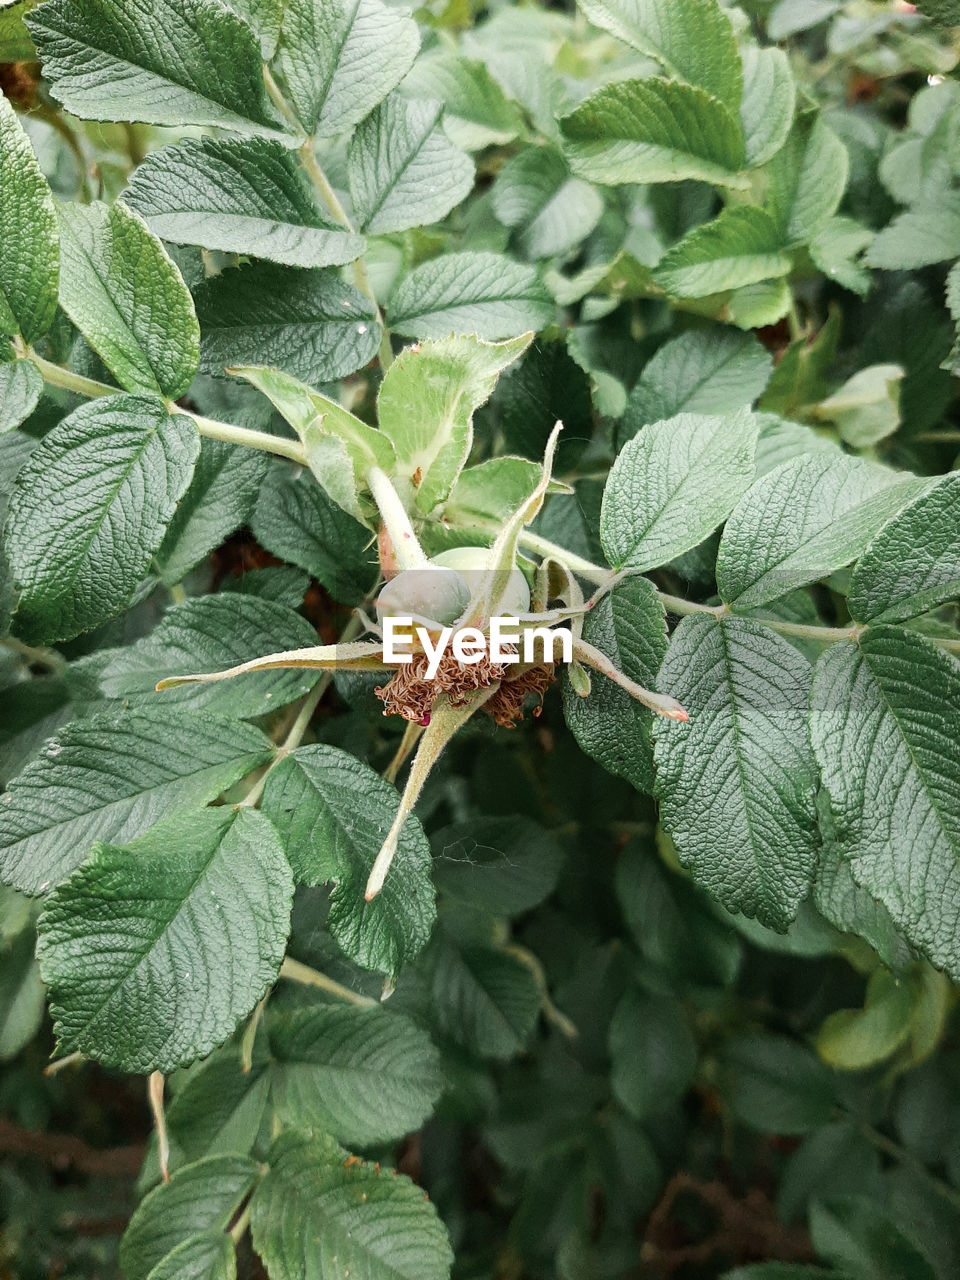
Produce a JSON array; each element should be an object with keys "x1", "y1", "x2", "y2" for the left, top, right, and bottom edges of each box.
[{"x1": 383, "y1": 616, "x2": 573, "y2": 679}]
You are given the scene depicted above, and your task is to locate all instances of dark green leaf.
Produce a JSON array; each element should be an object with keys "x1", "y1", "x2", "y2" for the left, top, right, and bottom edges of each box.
[
  {"x1": 719, "y1": 1033, "x2": 835, "y2": 1135},
  {"x1": 387, "y1": 252, "x2": 553, "y2": 341},
  {"x1": 609, "y1": 987, "x2": 697, "y2": 1120},
  {"x1": 0, "y1": 360, "x2": 43, "y2": 435},
  {"x1": 810, "y1": 1197, "x2": 937, "y2": 1280},
  {"x1": 431, "y1": 815, "x2": 563, "y2": 915},
  {"x1": 0, "y1": 94, "x2": 59, "y2": 343}
]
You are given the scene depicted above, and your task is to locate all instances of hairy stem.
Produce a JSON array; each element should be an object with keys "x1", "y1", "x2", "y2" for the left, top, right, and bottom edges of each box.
[
  {"x1": 366, "y1": 466, "x2": 428, "y2": 570},
  {"x1": 279, "y1": 957, "x2": 379, "y2": 1008}
]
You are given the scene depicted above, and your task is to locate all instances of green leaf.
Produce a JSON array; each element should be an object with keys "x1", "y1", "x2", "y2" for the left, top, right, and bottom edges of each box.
[
  {"x1": 576, "y1": 0, "x2": 742, "y2": 111},
  {"x1": 813, "y1": 840, "x2": 911, "y2": 974},
  {"x1": 867, "y1": 194, "x2": 960, "y2": 269},
  {"x1": 654, "y1": 206, "x2": 791, "y2": 298},
  {"x1": 57, "y1": 200, "x2": 200, "y2": 398},
  {"x1": 123, "y1": 137, "x2": 365, "y2": 269},
  {"x1": 399, "y1": 51, "x2": 520, "y2": 151},
  {"x1": 378, "y1": 332, "x2": 531, "y2": 513},
  {"x1": 739, "y1": 44, "x2": 796, "y2": 167},
  {"x1": 277, "y1": 0, "x2": 419, "y2": 137},
  {"x1": 156, "y1": 438, "x2": 269, "y2": 586},
  {"x1": 493, "y1": 338, "x2": 593, "y2": 469},
  {"x1": 99, "y1": 594, "x2": 321, "y2": 719},
  {"x1": 0, "y1": 926, "x2": 45, "y2": 1062},
  {"x1": 764, "y1": 113, "x2": 848, "y2": 246},
  {"x1": 0, "y1": 707, "x2": 272, "y2": 896},
  {"x1": 421, "y1": 934, "x2": 542, "y2": 1059},
  {"x1": 161, "y1": 1047, "x2": 270, "y2": 1167},
  {"x1": 0, "y1": 0, "x2": 39, "y2": 62},
  {"x1": 387, "y1": 252, "x2": 553, "y2": 341},
  {"x1": 227, "y1": 0, "x2": 281, "y2": 58},
  {"x1": 444, "y1": 457, "x2": 559, "y2": 529},
  {"x1": 268, "y1": 1005, "x2": 444, "y2": 1146},
  {"x1": 761, "y1": 304, "x2": 840, "y2": 417},
  {"x1": 717, "y1": 454, "x2": 926, "y2": 610},
  {"x1": 0, "y1": 95, "x2": 59, "y2": 343},
  {"x1": 814, "y1": 969, "x2": 915, "y2": 1071},
  {"x1": 622, "y1": 328, "x2": 773, "y2": 439},
  {"x1": 848, "y1": 471, "x2": 960, "y2": 624},
  {"x1": 810, "y1": 1197, "x2": 937, "y2": 1280},
  {"x1": 654, "y1": 615, "x2": 820, "y2": 930},
  {"x1": 26, "y1": 0, "x2": 290, "y2": 139},
  {"x1": 430, "y1": 815, "x2": 563, "y2": 915},
  {"x1": 145, "y1": 1233, "x2": 235, "y2": 1280},
  {"x1": 810, "y1": 627, "x2": 960, "y2": 980},
  {"x1": 719, "y1": 1033, "x2": 835, "y2": 1135},
  {"x1": 260, "y1": 744, "x2": 435, "y2": 976},
  {"x1": 250, "y1": 463, "x2": 378, "y2": 605},
  {"x1": 809, "y1": 216, "x2": 873, "y2": 297},
  {"x1": 120, "y1": 1154, "x2": 257, "y2": 1280},
  {"x1": 7, "y1": 394, "x2": 199, "y2": 645},
  {"x1": 768, "y1": 0, "x2": 843, "y2": 38},
  {"x1": 562, "y1": 576, "x2": 668, "y2": 794},
  {"x1": 0, "y1": 360, "x2": 43, "y2": 435},
  {"x1": 250, "y1": 1130, "x2": 453, "y2": 1280},
  {"x1": 609, "y1": 987, "x2": 697, "y2": 1120},
  {"x1": 814, "y1": 363, "x2": 904, "y2": 449},
  {"x1": 37, "y1": 806, "x2": 293, "y2": 1072},
  {"x1": 560, "y1": 78, "x2": 747, "y2": 189},
  {"x1": 348, "y1": 95, "x2": 475, "y2": 235},
  {"x1": 600, "y1": 409, "x2": 758, "y2": 572},
  {"x1": 491, "y1": 146, "x2": 604, "y2": 260},
  {"x1": 195, "y1": 263, "x2": 380, "y2": 384}
]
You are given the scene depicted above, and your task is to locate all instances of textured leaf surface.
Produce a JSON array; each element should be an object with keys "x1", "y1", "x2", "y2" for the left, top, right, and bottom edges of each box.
[
  {"x1": 0, "y1": 95, "x2": 58, "y2": 342},
  {"x1": 562, "y1": 576, "x2": 668, "y2": 794},
  {"x1": 123, "y1": 137, "x2": 364, "y2": 269},
  {"x1": 848, "y1": 472, "x2": 960, "y2": 624},
  {"x1": 260, "y1": 745, "x2": 435, "y2": 976},
  {"x1": 424, "y1": 935, "x2": 542, "y2": 1059},
  {"x1": 277, "y1": 0, "x2": 419, "y2": 136},
  {"x1": 654, "y1": 615, "x2": 820, "y2": 929},
  {"x1": 399, "y1": 51, "x2": 520, "y2": 151},
  {"x1": 431, "y1": 815, "x2": 563, "y2": 916},
  {"x1": 560, "y1": 78, "x2": 746, "y2": 188},
  {"x1": 57, "y1": 200, "x2": 200, "y2": 397},
  {"x1": 491, "y1": 147, "x2": 603, "y2": 260},
  {"x1": 576, "y1": 0, "x2": 742, "y2": 109},
  {"x1": 0, "y1": 707, "x2": 272, "y2": 895},
  {"x1": 37, "y1": 807, "x2": 293, "y2": 1072},
  {"x1": 654, "y1": 206, "x2": 791, "y2": 298},
  {"x1": 268, "y1": 1005, "x2": 444, "y2": 1146},
  {"x1": 601, "y1": 409, "x2": 758, "y2": 571},
  {"x1": 622, "y1": 328, "x2": 772, "y2": 437},
  {"x1": 250, "y1": 1131, "x2": 453, "y2": 1280},
  {"x1": 195, "y1": 263, "x2": 379, "y2": 383},
  {"x1": 99, "y1": 593, "x2": 321, "y2": 718},
  {"x1": 26, "y1": 0, "x2": 289, "y2": 137},
  {"x1": 348, "y1": 95, "x2": 475, "y2": 235},
  {"x1": 120, "y1": 1154, "x2": 257, "y2": 1280},
  {"x1": 7, "y1": 395, "x2": 198, "y2": 644},
  {"x1": 0, "y1": 360, "x2": 43, "y2": 435},
  {"x1": 867, "y1": 196, "x2": 960, "y2": 269},
  {"x1": 810, "y1": 628, "x2": 960, "y2": 979},
  {"x1": 739, "y1": 44, "x2": 795, "y2": 166},
  {"x1": 378, "y1": 333, "x2": 530, "y2": 513},
  {"x1": 764, "y1": 113, "x2": 848, "y2": 246},
  {"x1": 387, "y1": 252, "x2": 553, "y2": 341},
  {"x1": 717, "y1": 454, "x2": 926, "y2": 610},
  {"x1": 145, "y1": 1233, "x2": 235, "y2": 1280}
]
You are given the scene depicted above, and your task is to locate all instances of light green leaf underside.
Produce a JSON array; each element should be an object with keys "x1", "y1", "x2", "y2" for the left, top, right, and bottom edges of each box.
[
  {"x1": 37, "y1": 807, "x2": 293, "y2": 1072},
  {"x1": 867, "y1": 194, "x2": 960, "y2": 269},
  {"x1": 250, "y1": 1130, "x2": 453, "y2": 1280},
  {"x1": 7, "y1": 394, "x2": 199, "y2": 645},
  {"x1": 348, "y1": 94, "x2": 475, "y2": 235},
  {"x1": 717, "y1": 452, "x2": 928, "y2": 609},
  {"x1": 560, "y1": 77, "x2": 747, "y2": 189},
  {"x1": 0, "y1": 707, "x2": 272, "y2": 896},
  {"x1": 387, "y1": 251, "x2": 554, "y2": 341},
  {"x1": 57, "y1": 199, "x2": 200, "y2": 397},
  {"x1": 0, "y1": 360, "x2": 43, "y2": 435},
  {"x1": 260, "y1": 744, "x2": 435, "y2": 977},
  {"x1": 26, "y1": 0, "x2": 291, "y2": 139},
  {"x1": 399, "y1": 50, "x2": 521, "y2": 151},
  {"x1": 848, "y1": 471, "x2": 960, "y2": 623},
  {"x1": 601, "y1": 408, "x2": 758, "y2": 572},
  {"x1": 562, "y1": 576, "x2": 668, "y2": 795},
  {"x1": 653, "y1": 206, "x2": 791, "y2": 298},
  {"x1": 123, "y1": 137, "x2": 364, "y2": 269},
  {"x1": 145, "y1": 1233, "x2": 235, "y2": 1280},
  {"x1": 267, "y1": 1004, "x2": 444, "y2": 1146},
  {"x1": 277, "y1": 0, "x2": 419, "y2": 137},
  {"x1": 0, "y1": 94, "x2": 59, "y2": 342},
  {"x1": 764, "y1": 112, "x2": 848, "y2": 246},
  {"x1": 810, "y1": 628, "x2": 960, "y2": 980},
  {"x1": 654, "y1": 614, "x2": 820, "y2": 930},
  {"x1": 739, "y1": 43, "x2": 795, "y2": 167},
  {"x1": 491, "y1": 146, "x2": 603, "y2": 260},
  {"x1": 99, "y1": 592, "x2": 322, "y2": 718},
  {"x1": 377, "y1": 332, "x2": 531, "y2": 513}
]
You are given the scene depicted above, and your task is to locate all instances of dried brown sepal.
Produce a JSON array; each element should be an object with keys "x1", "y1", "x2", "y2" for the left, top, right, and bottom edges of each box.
[
  {"x1": 484, "y1": 664, "x2": 555, "y2": 728},
  {"x1": 375, "y1": 652, "x2": 507, "y2": 724}
]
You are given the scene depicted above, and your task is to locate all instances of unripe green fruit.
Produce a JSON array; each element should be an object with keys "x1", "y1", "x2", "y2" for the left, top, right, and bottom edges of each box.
[
  {"x1": 376, "y1": 564, "x2": 470, "y2": 629},
  {"x1": 430, "y1": 546, "x2": 531, "y2": 616}
]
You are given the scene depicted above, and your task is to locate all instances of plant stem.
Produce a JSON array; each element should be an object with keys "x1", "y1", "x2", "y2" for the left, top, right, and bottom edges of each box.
[
  {"x1": 25, "y1": 351, "x2": 310, "y2": 465},
  {"x1": 147, "y1": 1072, "x2": 170, "y2": 1183},
  {"x1": 856, "y1": 1119, "x2": 960, "y2": 1215},
  {"x1": 366, "y1": 466, "x2": 428, "y2": 570},
  {"x1": 278, "y1": 957, "x2": 379, "y2": 1008},
  {"x1": 0, "y1": 636, "x2": 66, "y2": 674},
  {"x1": 229, "y1": 1203, "x2": 252, "y2": 1245}
]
